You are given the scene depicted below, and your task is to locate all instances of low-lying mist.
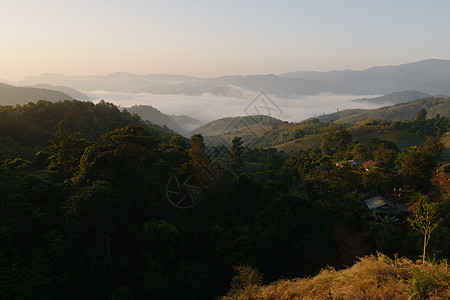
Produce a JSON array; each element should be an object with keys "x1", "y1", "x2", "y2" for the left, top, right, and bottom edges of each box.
[{"x1": 85, "y1": 91, "x2": 383, "y2": 124}]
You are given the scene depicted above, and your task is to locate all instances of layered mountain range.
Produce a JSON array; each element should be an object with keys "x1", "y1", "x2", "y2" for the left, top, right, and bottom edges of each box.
[{"x1": 6, "y1": 59, "x2": 450, "y2": 97}]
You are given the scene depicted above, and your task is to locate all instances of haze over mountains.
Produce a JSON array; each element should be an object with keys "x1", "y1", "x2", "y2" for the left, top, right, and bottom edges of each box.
[
  {"x1": 280, "y1": 59, "x2": 450, "y2": 95},
  {"x1": 2, "y1": 59, "x2": 449, "y2": 129},
  {"x1": 0, "y1": 83, "x2": 73, "y2": 105},
  {"x1": 28, "y1": 84, "x2": 91, "y2": 101},
  {"x1": 7, "y1": 59, "x2": 450, "y2": 98}
]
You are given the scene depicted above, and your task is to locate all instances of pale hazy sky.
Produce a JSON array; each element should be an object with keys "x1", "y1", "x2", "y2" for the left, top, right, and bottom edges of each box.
[{"x1": 1, "y1": 0, "x2": 450, "y2": 81}]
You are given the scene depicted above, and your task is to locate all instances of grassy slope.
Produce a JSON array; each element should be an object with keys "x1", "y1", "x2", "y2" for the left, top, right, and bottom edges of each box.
[
  {"x1": 349, "y1": 127, "x2": 424, "y2": 151},
  {"x1": 224, "y1": 253, "x2": 450, "y2": 300},
  {"x1": 245, "y1": 120, "x2": 327, "y2": 149},
  {"x1": 191, "y1": 115, "x2": 285, "y2": 136},
  {"x1": 311, "y1": 98, "x2": 450, "y2": 124},
  {"x1": 269, "y1": 127, "x2": 425, "y2": 153},
  {"x1": 272, "y1": 135, "x2": 322, "y2": 152},
  {"x1": 337, "y1": 98, "x2": 449, "y2": 124}
]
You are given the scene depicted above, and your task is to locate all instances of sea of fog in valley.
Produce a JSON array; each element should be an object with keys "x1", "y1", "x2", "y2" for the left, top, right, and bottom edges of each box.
[{"x1": 85, "y1": 91, "x2": 383, "y2": 124}]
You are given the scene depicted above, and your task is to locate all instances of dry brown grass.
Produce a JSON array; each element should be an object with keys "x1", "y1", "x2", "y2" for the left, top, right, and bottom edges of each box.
[{"x1": 222, "y1": 253, "x2": 450, "y2": 300}]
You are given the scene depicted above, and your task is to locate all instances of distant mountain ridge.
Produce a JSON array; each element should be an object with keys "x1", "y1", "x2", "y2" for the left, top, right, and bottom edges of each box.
[
  {"x1": 14, "y1": 72, "x2": 341, "y2": 97},
  {"x1": 0, "y1": 83, "x2": 73, "y2": 105},
  {"x1": 280, "y1": 59, "x2": 450, "y2": 95},
  {"x1": 9, "y1": 59, "x2": 450, "y2": 97},
  {"x1": 16, "y1": 72, "x2": 202, "y2": 94}
]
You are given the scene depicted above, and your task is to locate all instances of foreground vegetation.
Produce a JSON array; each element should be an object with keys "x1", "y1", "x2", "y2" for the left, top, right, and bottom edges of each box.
[
  {"x1": 0, "y1": 100, "x2": 449, "y2": 299},
  {"x1": 224, "y1": 253, "x2": 450, "y2": 300}
]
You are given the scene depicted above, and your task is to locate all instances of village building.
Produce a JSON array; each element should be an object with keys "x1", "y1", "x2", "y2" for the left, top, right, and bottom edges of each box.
[{"x1": 364, "y1": 195, "x2": 408, "y2": 216}]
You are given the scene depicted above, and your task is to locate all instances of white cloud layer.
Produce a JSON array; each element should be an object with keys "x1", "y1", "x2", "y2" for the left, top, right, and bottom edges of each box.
[{"x1": 86, "y1": 91, "x2": 383, "y2": 124}]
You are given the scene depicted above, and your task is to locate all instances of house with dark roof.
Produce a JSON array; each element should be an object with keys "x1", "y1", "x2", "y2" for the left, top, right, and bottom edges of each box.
[
  {"x1": 347, "y1": 159, "x2": 365, "y2": 166},
  {"x1": 364, "y1": 195, "x2": 403, "y2": 216}
]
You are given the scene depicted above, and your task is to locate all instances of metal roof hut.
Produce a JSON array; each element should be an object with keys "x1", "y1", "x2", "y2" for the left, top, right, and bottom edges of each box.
[{"x1": 364, "y1": 195, "x2": 401, "y2": 216}]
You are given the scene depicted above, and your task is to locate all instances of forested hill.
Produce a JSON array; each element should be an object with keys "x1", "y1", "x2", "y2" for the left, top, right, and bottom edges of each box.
[
  {"x1": 353, "y1": 90, "x2": 432, "y2": 105},
  {"x1": 247, "y1": 111, "x2": 450, "y2": 154},
  {"x1": 313, "y1": 97, "x2": 450, "y2": 124},
  {"x1": 0, "y1": 100, "x2": 177, "y2": 160},
  {"x1": 0, "y1": 82, "x2": 73, "y2": 105},
  {"x1": 192, "y1": 115, "x2": 285, "y2": 136},
  {"x1": 125, "y1": 105, "x2": 183, "y2": 133},
  {"x1": 191, "y1": 115, "x2": 286, "y2": 146}
]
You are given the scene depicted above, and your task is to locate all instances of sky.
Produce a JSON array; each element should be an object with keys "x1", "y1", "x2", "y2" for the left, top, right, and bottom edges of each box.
[{"x1": 2, "y1": 0, "x2": 450, "y2": 81}]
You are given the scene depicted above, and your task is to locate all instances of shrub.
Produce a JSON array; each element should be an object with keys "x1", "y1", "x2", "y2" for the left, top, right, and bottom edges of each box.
[{"x1": 227, "y1": 264, "x2": 263, "y2": 299}]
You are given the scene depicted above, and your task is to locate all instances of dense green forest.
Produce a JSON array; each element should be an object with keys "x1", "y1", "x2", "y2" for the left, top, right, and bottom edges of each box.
[
  {"x1": 0, "y1": 100, "x2": 177, "y2": 160},
  {"x1": 0, "y1": 100, "x2": 449, "y2": 299}
]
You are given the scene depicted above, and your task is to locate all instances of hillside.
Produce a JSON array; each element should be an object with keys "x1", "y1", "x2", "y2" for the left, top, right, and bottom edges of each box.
[
  {"x1": 191, "y1": 115, "x2": 285, "y2": 145},
  {"x1": 125, "y1": 105, "x2": 184, "y2": 134},
  {"x1": 247, "y1": 107, "x2": 449, "y2": 153},
  {"x1": 311, "y1": 97, "x2": 450, "y2": 124},
  {"x1": 224, "y1": 253, "x2": 450, "y2": 300},
  {"x1": 28, "y1": 84, "x2": 91, "y2": 101},
  {"x1": 248, "y1": 123, "x2": 427, "y2": 153},
  {"x1": 0, "y1": 82, "x2": 72, "y2": 105},
  {"x1": 245, "y1": 119, "x2": 327, "y2": 149},
  {"x1": 125, "y1": 105, "x2": 202, "y2": 136},
  {"x1": 0, "y1": 100, "x2": 177, "y2": 160},
  {"x1": 353, "y1": 90, "x2": 431, "y2": 104}
]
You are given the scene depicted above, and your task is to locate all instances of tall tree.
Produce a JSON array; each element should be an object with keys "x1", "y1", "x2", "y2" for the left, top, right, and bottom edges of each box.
[
  {"x1": 47, "y1": 122, "x2": 90, "y2": 175},
  {"x1": 397, "y1": 146, "x2": 434, "y2": 191},
  {"x1": 416, "y1": 108, "x2": 427, "y2": 121},
  {"x1": 189, "y1": 134, "x2": 214, "y2": 184},
  {"x1": 320, "y1": 124, "x2": 352, "y2": 158},
  {"x1": 408, "y1": 194, "x2": 441, "y2": 264},
  {"x1": 351, "y1": 142, "x2": 368, "y2": 160},
  {"x1": 422, "y1": 136, "x2": 445, "y2": 164},
  {"x1": 373, "y1": 142, "x2": 398, "y2": 170},
  {"x1": 229, "y1": 136, "x2": 244, "y2": 174}
]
